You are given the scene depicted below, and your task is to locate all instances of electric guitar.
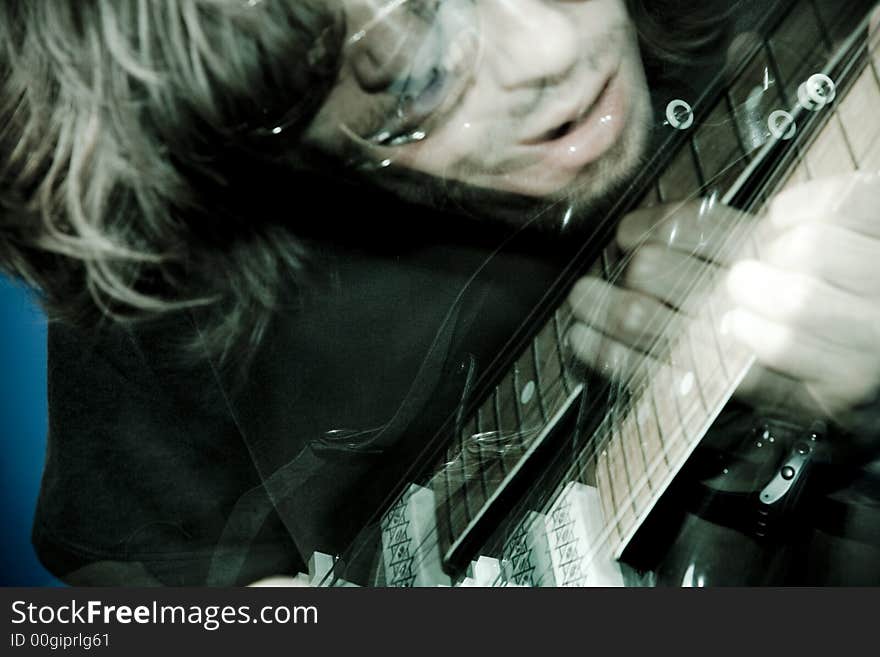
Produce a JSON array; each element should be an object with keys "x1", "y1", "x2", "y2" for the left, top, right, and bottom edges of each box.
[{"x1": 312, "y1": 0, "x2": 880, "y2": 587}]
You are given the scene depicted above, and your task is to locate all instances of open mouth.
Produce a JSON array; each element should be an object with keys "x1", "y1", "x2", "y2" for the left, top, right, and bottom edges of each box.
[
  {"x1": 545, "y1": 120, "x2": 578, "y2": 141},
  {"x1": 528, "y1": 78, "x2": 612, "y2": 144}
]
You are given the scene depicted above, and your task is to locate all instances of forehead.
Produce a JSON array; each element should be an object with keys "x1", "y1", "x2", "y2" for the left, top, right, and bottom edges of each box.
[
  {"x1": 340, "y1": 0, "x2": 478, "y2": 49},
  {"x1": 306, "y1": 1, "x2": 477, "y2": 130},
  {"x1": 342, "y1": 0, "x2": 434, "y2": 36}
]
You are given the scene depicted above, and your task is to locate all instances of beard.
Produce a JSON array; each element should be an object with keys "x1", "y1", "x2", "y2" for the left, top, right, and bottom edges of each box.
[{"x1": 359, "y1": 106, "x2": 654, "y2": 247}]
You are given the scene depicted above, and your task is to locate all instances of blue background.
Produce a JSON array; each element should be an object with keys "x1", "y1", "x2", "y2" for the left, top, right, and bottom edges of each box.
[{"x1": 1, "y1": 275, "x2": 63, "y2": 586}]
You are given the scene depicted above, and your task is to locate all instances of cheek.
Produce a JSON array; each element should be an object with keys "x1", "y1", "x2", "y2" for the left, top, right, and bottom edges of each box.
[
  {"x1": 391, "y1": 111, "x2": 504, "y2": 177},
  {"x1": 303, "y1": 78, "x2": 373, "y2": 151}
]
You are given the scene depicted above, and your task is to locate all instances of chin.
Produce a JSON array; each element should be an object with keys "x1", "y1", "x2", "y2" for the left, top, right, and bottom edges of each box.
[
  {"x1": 545, "y1": 67, "x2": 654, "y2": 209},
  {"x1": 555, "y1": 103, "x2": 652, "y2": 210}
]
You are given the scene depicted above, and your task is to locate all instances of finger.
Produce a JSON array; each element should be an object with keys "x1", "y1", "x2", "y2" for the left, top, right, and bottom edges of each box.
[
  {"x1": 723, "y1": 307, "x2": 852, "y2": 383},
  {"x1": 567, "y1": 321, "x2": 644, "y2": 384},
  {"x1": 617, "y1": 200, "x2": 759, "y2": 264},
  {"x1": 726, "y1": 260, "x2": 879, "y2": 350},
  {"x1": 735, "y1": 362, "x2": 821, "y2": 416},
  {"x1": 568, "y1": 276, "x2": 679, "y2": 351},
  {"x1": 621, "y1": 243, "x2": 723, "y2": 313},
  {"x1": 768, "y1": 172, "x2": 880, "y2": 237},
  {"x1": 762, "y1": 222, "x2": 880, "y2": 296}
]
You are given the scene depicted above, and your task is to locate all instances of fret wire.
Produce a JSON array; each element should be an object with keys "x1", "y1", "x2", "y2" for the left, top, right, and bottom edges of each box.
[
  {"x1": 552, "y1": 310, "x2": 573, "y2": 395},
  {"x1": 510, "y1": 363, "x2": 525, "y2": 438},
  {"x1": 510, "y1": 369, "x2": 530, "y2": 452},
  {"x1": 538, "y1": 322, "x2": 573, "y2": 423},
  {"x1": 683, "y1": 329, "x2": 711, "y2": 414},
  {"x1": 870, "y1": 41, "x2": 880, "y2": 87},
  {"x1": 693, "y1": 98, "x2": 748, "y2": 191},
  {"x1": 648, "y1": 386, "x2": 671, "y2": 467},
  {"x1": 772, "y1": 3, "x2": 833, "y2": 103},
  {"x1": 611, "y1": 404, "x2": 640, "y2": 513},
  {"x1": 573, "y1": 393, "x2": 595, "y2": 486},
  {"x1": 805, "y1": 37, "x2": 879, "y2": 176},
  {"x1": 686, "y1": 137, "x2": 707, "y2": 193},
  {"x1": 455, "y1": 440, "x2": 471, "y2": 525},
  {"x1": 865, "y1": 52, "x2": 880, "y2": 169},
  {"x1": 703, "y1": 295, "x2": 733, "y2": 382},
  {"x1": 492, "y1": 386, "x2": 515, "y2": 478},
  {"x1": 520, "y1": 346, "x2": 551, "y2": 438},
  {"x1": 629, "y1": 401, "x2": 654, "y2": 494},
  {"x1": 664, "y1": 337, "x2": 692, "y2": 447},
  {"x1": 764, "y1": 41, "x2": 794, "y2": 108},
  {"x1": 688, "y1": 131, "x2": 710, "y2": 195},
  {"x1": 437, "y1": 444, "x2": 455, "y2": 538},
  {"x1": 838, "y1": 64, "x2": 880, "y2": 169},
  {"x1": 450, "y1": 417, "x2": 477, "y2": 537},
  {"x1": 597, "y1": 420, "x2": 624, "y2": 539},
  {"x1": 812, "y1": 0, "x2": 871, "y2": 45},
  {"x1": 448, "y1": 353, "x2": 471, "y2": 513},
  {"x1": 725, "y1": 90, "x2": 755, "y2": 164},
  {"x1": 451, "y1": 423, "x2": 471, "y2": 522},
  {"x1": 491, "y1": 386, "x2": 509, "y2": 472},
  {"x1": 620, "y1": 400, "x2": 654, "y2": 502},
  {"x1": 473, "y1": 407, "x2": 490, "y2": 502},
  {"x1": 530, "y1": 338, "x2": 549, "y2": 422},
  {"x1": 809, "y1": 0, "x2": 834, "y2": 49},
  {"x1": 833, "y1": 111, "x2": 861, "y2": 169}
]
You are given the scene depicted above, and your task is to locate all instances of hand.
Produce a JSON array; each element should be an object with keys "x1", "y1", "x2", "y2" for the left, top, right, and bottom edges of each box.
[{"x1": 567, "y1": 172, "x2": 880, "y2": 434}]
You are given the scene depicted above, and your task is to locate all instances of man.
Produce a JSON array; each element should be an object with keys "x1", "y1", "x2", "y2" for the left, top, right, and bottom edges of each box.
[{"x1": 1, "y1": 0, "x2": 878, "y2": 585}]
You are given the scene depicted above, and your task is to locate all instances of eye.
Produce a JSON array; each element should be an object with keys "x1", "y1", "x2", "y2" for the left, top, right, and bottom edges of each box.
[
  {"x1": 373, "y1": 65, "x2": 450, "y2": 145},
  {"x1": 365, "y1": 0, "x2": 479, "y2": 147}
]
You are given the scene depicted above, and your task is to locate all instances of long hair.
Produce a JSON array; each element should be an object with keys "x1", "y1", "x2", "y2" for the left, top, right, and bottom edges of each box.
[
  {"x1": 0, "y1": 0, "x2": 739, "y2": 367},
  {"x1": 0, "y1": 0, "x2": 342, "y2": 364},
  {"x1": 627, "y1": 0, "x2": 739, "y2": 69}
]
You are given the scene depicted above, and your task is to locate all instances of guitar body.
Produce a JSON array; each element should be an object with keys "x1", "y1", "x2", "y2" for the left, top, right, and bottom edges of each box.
[{"x1": 631, "y1": 411, "x2": 880, "y2": 586}]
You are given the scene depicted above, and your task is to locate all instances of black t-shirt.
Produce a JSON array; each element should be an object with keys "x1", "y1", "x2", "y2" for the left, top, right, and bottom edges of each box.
[{"x1": 34, "y1": 207, "x2": 586, "y2": 585}]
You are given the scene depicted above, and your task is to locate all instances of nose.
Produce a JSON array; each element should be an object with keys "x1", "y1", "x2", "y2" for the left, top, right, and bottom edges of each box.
[{"x1": 483, "y1": 0, "x2": 580, "y2": 90}]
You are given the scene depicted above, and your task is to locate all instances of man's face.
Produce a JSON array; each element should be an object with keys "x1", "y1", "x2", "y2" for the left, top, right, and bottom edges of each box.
[{"x1": 305, "y1": 0, "x2": 652, "y2": 205}]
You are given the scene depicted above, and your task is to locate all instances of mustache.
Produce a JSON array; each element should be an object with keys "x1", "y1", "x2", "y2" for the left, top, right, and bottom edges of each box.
[{"x1": 503, "y1": 21, "x2": 631, "y2": 121}]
